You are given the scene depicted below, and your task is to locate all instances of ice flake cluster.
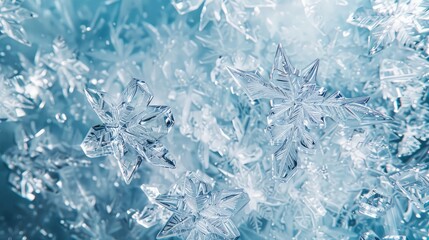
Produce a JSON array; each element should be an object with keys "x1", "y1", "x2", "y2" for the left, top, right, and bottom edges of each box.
[{"x1": 1, "y1": 0, "x2": 429, "y2": 239}]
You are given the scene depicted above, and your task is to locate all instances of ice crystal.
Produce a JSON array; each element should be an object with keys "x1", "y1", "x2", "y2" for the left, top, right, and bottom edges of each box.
[
  {"x1": 0, "y1": 0, "x2": 36, "y2": 45},
  {"x1": 348, "y1": 0, "x2": 429, "y2": 55},
  {"x1": 389, "y1": 168, "x2": 429, "y2": 211},
  {"x1": 81, "y1": 78, "x2": 175, "y2": 184},
  {"x1": 87, "y1": 25, "x2": 144, "y2": 86},
  {"x1": 3, "y1": 126, "x2": 88, "y2": 201},
  {"x1": 379, "y1": 57, "x2": 428, "y2": 111},
  {"x1": 41, "y1": 37, "x2": 89, "y2": 96},
  {"x1": 358, "y1": 189, "x2": 392, "y2": 218},
  {"x1": 0, "y1": 74, "x2": 34, "y2": 122},
  {"x1": 155, "y1": 171, "x2": 249, "y2": 239},
  {"x1": 228, "y1": 44, "x2": 389, "y2": 179}
]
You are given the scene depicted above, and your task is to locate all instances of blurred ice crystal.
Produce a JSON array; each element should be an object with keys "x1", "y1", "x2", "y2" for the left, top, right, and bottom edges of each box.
[
  {"x1": 379, "y1": 57, "x2": 428, "y2": 111},
  {"x1": 358, "y1": 189, "x2": 393, "y2": 218},
  {"x1": 18, "y1": 52, "x2": 54, "y2": 108},
  {"x1": 132, "y1": 184, "x2": 172, "y2": 228},
  {"x1": 0, "y1": 74, "x2": 34, "y2": 122},
  {"x1": 2, "y1": 125, "x2": 88, "y2": 201},
  {"x1": 87, "y1": 25, "x2": 144, "y2": 87},
  {"x1": 155, "y1": 171, "x2": 249, "y2": 239},
  {"x1": 228, "y1": 44, "x2": 389, "y2": 180},
  {"x1": 389, "y1": 168, "x2": 429, "y2": 211},
  {"x1": 0, "y1": 0, "x2": 36, "y2": 45},
  {"x1": 171, "y1": 0, "x2": 275, "y2": 42},
  {"x1": 41, "y1": 37, "x2": 89, "y2": 96},
  {"x1": 348, "y1": 0, "x2": 429, "y2": 55},
  {"x1": 81, "y1": 78, "x2": 175, "y2": 184}
]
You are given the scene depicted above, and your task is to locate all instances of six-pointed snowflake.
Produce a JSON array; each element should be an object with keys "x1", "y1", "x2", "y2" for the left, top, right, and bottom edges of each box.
[
  {"x1": 155, "y1": 171, "x2": 249, "y2": 240},
  {"x1": 228, "y1": 44, "x2": 389, "y2": 179},
  {"x1": 81, "y1": 78, "x2": 176, "y2": 184},
  {"x1": 348, "y1": 0, "x2": 429, "y2": 55}
]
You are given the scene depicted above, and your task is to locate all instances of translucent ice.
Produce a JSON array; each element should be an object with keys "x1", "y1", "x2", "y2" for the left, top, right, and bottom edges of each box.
[
  {"x1": 358, "y1": 189, "x2": 392, "y2": 218},
  {"x1": 389, "y1": 168, "x2": 429, "y2": 211},
  {"x1": 81, "y1": 78, "x2": 175, "y2": 184}
]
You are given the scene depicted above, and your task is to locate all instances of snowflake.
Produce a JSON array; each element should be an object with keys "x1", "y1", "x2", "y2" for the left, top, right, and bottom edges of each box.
[
  {"x1": 0, "y1": 74, "x2": 34, "y2": 122},
  {"x1": 228, "y1": 44, "x2": 389, "y2": 180},
  {"x1": 81, "y1": 78, "x2": 175, "y2": 184},
  {"x1": 171, "y1": 0, "x2": 275, "y2": 42},
  {"x1": 348, "y1": 0, "x2": 429, "y2": 55},
  {"x1": 0, "y1": 0, "x2": 36, "y2": 45},
  {"x1": 41, "y1": 37, "x2": 89, "y2": 96},
  {"x1": 155, "y1": 171, "x2": 249, "y2": 239}
]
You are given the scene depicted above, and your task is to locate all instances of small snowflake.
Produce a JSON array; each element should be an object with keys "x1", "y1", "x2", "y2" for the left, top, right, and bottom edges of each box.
[
  {"x1": 41, "y1": 37, "x2": 89, "y2": 96},
  {"x1": 228, "y1": 44, "x2": 389, "y2": 180},
  {"x1": 81, "y1": 78, "x2": 175, "y2": 184},
  {"x1": 155, "y1": 171, "x2": 249, "y2": 239},
  {"x1": 348, "y1": 0, "x2": 429, "y2": 55}
]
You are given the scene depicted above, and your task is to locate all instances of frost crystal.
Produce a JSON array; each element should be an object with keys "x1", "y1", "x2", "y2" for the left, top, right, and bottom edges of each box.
[
  {"x1": 0, "y1": 74, "x2": 34, "y2": 122},
  {"x1": 228, "y1": 44, "x2": 388, "y2": 179},
  {"x1": 348, "y1": 0, "x2": 429, "y2": 55},
  {"x1": 358, "y1": 189, "x2": 392, "y2": 218},
  {"x1": 155, "y1": 171, "x2": 249, "y2": 239},
  {"x1": 389, "y1": 168, "x2": 429, "y2": 211},
  {"x1": 0, "y1": 0, "x2": 36, "y2": 45},
  {"x1": 41, "y1": 37, "x2": 89, "y2": 96},
  {"x1": 81, "y1": 78, "x2": 175, "y2": 184},
  {"x1": 171, "y1": 0, "x2": 275, "y2": 41}
]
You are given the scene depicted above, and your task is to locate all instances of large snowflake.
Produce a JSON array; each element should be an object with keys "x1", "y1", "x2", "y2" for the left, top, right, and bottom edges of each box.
[
  {"x1": 81, "y1": 78, "x2": 175, "y2": 184},
  {"x1": 348, "y1": 0, "x2": 429, "y2": 55},
  {"x1": 155, "y1": 171, "x2": 249, "y2": 239},
  {"x1": 228, "y1": 44, "x2": 389, "y2": 180}
]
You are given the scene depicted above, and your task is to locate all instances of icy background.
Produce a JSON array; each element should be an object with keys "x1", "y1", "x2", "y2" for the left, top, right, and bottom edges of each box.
[{"x1": 0, "y1": 0, "x2": 429, "y2": 239}]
